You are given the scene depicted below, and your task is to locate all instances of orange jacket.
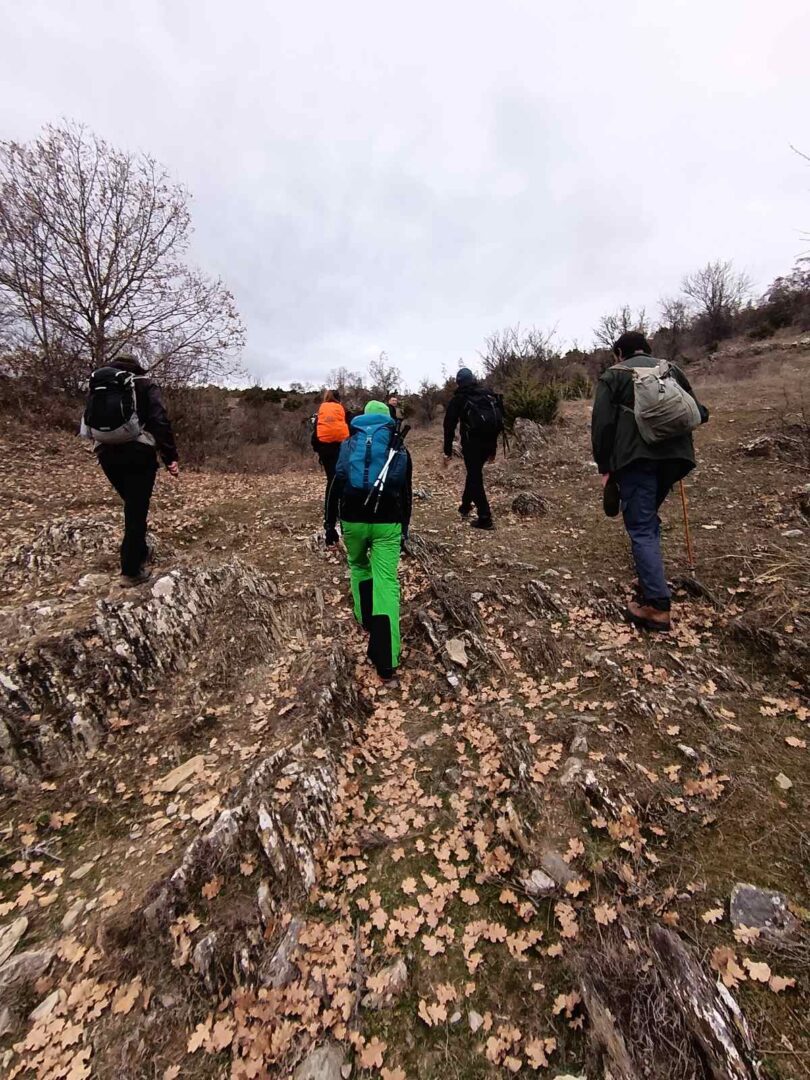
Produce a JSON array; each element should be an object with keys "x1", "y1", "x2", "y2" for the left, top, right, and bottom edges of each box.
[{"x1": 316, "y1": 401, "x2": 349, "y2": 443}]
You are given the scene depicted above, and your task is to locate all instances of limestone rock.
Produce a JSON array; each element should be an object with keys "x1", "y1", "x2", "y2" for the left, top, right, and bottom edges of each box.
[
  {"x1": 539, "y1": 849, "x2": 577, "y2": 886},
  {"x1": 0, "y1": 917, "x2": 27, "y2": 967},
  {"x1": 0, "y1": 560, "x2": 279, "y2": 785},
  {"x1": 260, "y1": 918, "x2": 303, "y2": 989},
  {"x1": 558, "y1": 756, "x2": 583, "y2": 786},
  {"x1": 469, "y1": 1009, "x2": 484, "y2": 1033},
  {"x1": 520, "y1": 869, "x2": 556, "y2": 897},
  {"x1": 362, "y1": 957, "x2": 407, "y2": 1009},
  {"x1": 61, "y1": 898, "x2": 86, "y2": 932},
  {"x1": 729, "y1": 883, "x2": 799, "y2": 939},
  {"x1": 155, "y1": 755, "x2": 206, "y2": 793},
  {"x1": 512, "y1": 418, "x2": 548, "y2": 456},
  {"x1": 511, "y1": 492, "x2": 547, "y2": 517},
  {"x1": 293, "y1": 1040, "x2": 345, "y2": 1080},
  {"x1": 0, "y1": 947, "x2": 54, "y2": 1006},
  {"x1": 192, "y1": 932, "x2": 219, "y2": 993}
]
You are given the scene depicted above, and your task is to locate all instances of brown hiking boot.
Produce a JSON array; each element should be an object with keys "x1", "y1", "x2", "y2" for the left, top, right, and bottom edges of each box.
[{"x1": 625, "y1": 600, "x2": 671, "y2": 632}]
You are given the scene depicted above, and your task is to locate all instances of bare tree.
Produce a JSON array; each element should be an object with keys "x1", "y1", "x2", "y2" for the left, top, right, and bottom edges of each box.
[
  {"x1": 326, "y1": 366, "x2": 365, "y2": 397},
  {"x1": 413, "y1": 378, "x2": 444, "y2": 423},
  {"x1": 0, "y1": 122, "x2": 245, "y2": 389},
  {"x1": 592, "y1": 305, "x2": 650, "y2": 351},
  {"x1": 680, "y1": 259, "x2": 751, "y2": 344},
  {"x1": 479, "y1": 325, "x2": 558, "y2": 388},
  {"x1": 657, "y1": 296, "x2": 691, "y2": 360},
  {"x1": 368, "y1": 351, "x2": 402, "y2": 399}
]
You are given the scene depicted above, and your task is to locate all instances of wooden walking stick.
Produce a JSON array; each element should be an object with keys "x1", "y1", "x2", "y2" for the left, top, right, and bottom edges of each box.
[{"x1": 679, "y1": 480, "x2": 696, "y2": 572}]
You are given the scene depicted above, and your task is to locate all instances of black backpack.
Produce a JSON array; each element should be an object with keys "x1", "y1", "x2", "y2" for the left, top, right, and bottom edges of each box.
[
  {"x1": 463, "y1": 388, "x2": 505, "y2": 439},
  {"x1": 83, "y1": 367, "x2": 144, "y2": 444}
]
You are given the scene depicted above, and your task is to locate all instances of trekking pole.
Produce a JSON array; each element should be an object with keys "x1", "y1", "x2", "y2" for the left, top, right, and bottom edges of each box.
[
  {"x1": 679, "y1": 480, "x2": 696, "y2": 573},
  {"x1": 365, "y1": 425, "x2": 411, "y2": 513}
]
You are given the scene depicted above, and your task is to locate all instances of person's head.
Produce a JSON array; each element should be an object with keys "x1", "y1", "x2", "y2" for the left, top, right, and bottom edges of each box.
[
  {"x1": 612, "y1": 332, "x2": 652, "y2": 361},
  {"x1": 456, "y1": 367, "x2": 476, "y2": 388},
  {"x1": 323, "y1": 388, "x2": 341, "y2": 403},
  {"x1": 364, "y1": 400, "x2": 390, "y2": 417},
  {"x1": 388, "y1": 394, "x2": 398, "y2": 407},
  {"x1": 110, "y1": 351, "x2": 147, "y2": 374}
]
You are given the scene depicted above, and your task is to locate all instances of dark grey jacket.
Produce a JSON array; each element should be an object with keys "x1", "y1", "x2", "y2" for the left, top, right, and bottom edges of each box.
[{"x1": 591, "y1": 356, "x2": 707, "y2": 476}]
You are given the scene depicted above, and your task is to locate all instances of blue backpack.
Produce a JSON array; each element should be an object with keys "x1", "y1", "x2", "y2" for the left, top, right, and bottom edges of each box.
[{"x1": 335, "y1": 413, "x2": 408, "y2": 503}]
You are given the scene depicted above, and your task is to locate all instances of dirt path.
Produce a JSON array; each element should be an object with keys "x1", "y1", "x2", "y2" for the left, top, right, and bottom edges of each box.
[{"x1": 0, "y1": 354, "x2": 808, "y2": 1078}]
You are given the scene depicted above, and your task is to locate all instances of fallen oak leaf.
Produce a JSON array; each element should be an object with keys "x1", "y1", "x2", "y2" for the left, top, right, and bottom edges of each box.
[
  {"x1": 111, "y1": 975, "x2": 142, "y2": 1015},
  {"x1": 743, "y1": 958, "x2": 771, "y2": 983},
  {"x1": 593, "y1": 903, "x2": 618, "y2": 926},
  {"x1": 701, "y1": 907, "x2": 724, "y2": 924},
  {"x1": 564, "y1": 877, "x2": 590, "y2": 898},
  {"x1": 357, "y1": 1036, "x2": 387, "y2": 1069},
  {"x1": 768, "y1": 974, "x2": 796, "y2": 993},
  {"x1": 201, "y1": 877, "x2": 222, "y2": 900},
  {"x1": 733, "y1": 925, "x2": 760, "y2": 945},
  {"x1": 710, "y1": 946, "x2": 746, "y2": 989},
  {"x1": 187, "y1": 1016, "x2": 212, "y2": 1053}
]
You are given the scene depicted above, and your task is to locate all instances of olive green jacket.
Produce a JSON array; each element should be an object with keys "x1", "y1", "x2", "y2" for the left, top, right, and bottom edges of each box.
[{"x1": 591, "y1": 356, "x2": 707, "y2": 476}]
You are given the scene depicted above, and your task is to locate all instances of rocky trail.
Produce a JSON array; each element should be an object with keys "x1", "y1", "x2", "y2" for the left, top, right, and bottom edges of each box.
[{"x1": 0, "y1": 350, "x2": 808, "y2": 1079}]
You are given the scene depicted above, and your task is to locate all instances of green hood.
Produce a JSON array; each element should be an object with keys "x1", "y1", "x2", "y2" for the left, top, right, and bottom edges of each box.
[{"x1": 364, "y1": 400, "x2": 390, "y2": 416}]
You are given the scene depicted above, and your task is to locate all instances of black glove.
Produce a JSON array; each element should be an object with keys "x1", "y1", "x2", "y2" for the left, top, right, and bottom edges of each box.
[{"x1": 325, "y1": 526, "x2": 339, "y2": 548}]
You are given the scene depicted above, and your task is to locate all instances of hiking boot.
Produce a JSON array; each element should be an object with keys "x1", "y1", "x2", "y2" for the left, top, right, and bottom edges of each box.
[
  {"x1": 376, "y1": 666, "x2": 397, "y2": 682},
  {"x1": 470, "y1": 518, "x2": 494, "y2": 530},
  {"x1": 458, "y1": 505, "x2": 471, "y2": 519},
  {"x1": 120, "y1": 570, "x2": 151, "y2": 588},
  {"x1": 625, "y1": 600, "x2": 671, "y2": 632},
  {"x1": 602, "y1": 477, "x2": 621, "y2": 518}
]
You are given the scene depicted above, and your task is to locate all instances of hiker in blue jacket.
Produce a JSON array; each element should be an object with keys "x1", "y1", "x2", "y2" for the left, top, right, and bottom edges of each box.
[{"x1": 325, "y1": 401, "x2": 412, "y2": 680}]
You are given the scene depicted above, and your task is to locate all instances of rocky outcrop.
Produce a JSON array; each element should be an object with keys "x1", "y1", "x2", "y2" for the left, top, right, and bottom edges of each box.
[
  {"x1": 3, "y1": 516, "x2": 117, "y2": 581},
  {"x1": 139, "y1": 639, "x2": 359, "y2": 934},
  {"x1": 0, "y1": 561, "x2": 281, "y2": 786}
]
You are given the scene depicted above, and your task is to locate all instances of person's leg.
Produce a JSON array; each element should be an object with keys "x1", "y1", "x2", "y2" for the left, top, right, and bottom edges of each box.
[
  {"x1": 100, "y1": 459, "x2": 131, "y2": 575},
  {"x1": 341, "y1": 521, "x2": 374, "y2": 631},
  {"x1": 464, "y1": 444, "x2": 491, "y2": 523},
  {"x1": 460, "y1": 450, "x2": 473, "y2": 516},
  {"x1": 367, "y1": 523, "x2": 402, "y2": 675},
  {"x1": 120, "y1": 465, "x2": 156, "y2": 577},
  {"x1": 320, "y1": 445, "x2": 339, "y2": 510},
  {"x1": 617, "y1": 462, "x2": 671, "y2": 606}
]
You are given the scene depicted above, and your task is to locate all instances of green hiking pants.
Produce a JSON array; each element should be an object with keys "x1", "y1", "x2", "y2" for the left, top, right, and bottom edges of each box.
[{"x1": 341, "y1": 521, "x2": 402, "y2": 672}]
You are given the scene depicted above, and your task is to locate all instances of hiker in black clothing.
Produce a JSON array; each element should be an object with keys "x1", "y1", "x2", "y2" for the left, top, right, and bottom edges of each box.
[
  {"x1": 443, "y1": 368, "x2": 504, "y2": 530},
  {"x1": 81, "y1": 354, "x2": 178, "y2": 586}
]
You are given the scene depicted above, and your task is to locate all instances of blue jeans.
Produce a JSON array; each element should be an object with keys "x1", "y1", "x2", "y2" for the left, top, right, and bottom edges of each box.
[{"x1": 616, "y1": 461, "x2": 673, "y2": 605}]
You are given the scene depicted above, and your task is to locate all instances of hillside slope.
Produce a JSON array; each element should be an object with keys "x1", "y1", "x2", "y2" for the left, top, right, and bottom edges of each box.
[{"x1": 0, "y1": 346, "x2": 808, "y2": 1079}]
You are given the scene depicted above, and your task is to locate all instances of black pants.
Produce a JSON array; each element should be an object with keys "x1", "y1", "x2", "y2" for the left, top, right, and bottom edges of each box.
[
  {"x1": 318, "y1": 443, "x2": 341, "y2": 485},
  {"x1": 100, "y1": 455, "x2": 158, "y2": 576},
  {"x1": 461, "y1": 440, "x2": 496, "y2": 522},
  {"x1": 318, "y1": 443, "x2": 342, "y2": 510}
]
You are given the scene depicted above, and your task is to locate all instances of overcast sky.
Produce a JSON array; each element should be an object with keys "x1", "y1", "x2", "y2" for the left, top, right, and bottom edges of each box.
[{"x1": 1, "y1": 0, "x2": 808, "y2": 387}]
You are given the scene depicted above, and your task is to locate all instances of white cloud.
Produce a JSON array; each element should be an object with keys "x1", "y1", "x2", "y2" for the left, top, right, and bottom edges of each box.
[{"x1": 1, "y1": 0, "x2": 807, "y2": 386}]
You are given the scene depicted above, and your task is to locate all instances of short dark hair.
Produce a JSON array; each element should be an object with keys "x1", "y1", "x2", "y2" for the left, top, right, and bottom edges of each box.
[{"x1": 613, "y1": 331, "x2": 651, "y2": 359}]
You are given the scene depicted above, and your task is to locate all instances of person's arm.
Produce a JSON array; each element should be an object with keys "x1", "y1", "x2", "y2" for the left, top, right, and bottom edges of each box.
[
  {"x1": 143, "y1": 383, "x2": 179, "y2": 467},
  {"x1": 591, "y1": 375, "x2": 617, "y2": 474},
  {"x1": 443, "y1": 396, "x2": 461, "y2": 456},
  {"x1": 672, "y1": 365, "x2": 710, "y2": 423}
]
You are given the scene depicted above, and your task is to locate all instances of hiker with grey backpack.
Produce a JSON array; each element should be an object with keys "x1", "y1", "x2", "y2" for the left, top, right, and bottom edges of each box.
[
  {"x1": 80, "y1": 353, "x2": 178, "y2": 587},
  {"x1": 591, "y1": 332, "x2": 709, "y2": 632}
]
